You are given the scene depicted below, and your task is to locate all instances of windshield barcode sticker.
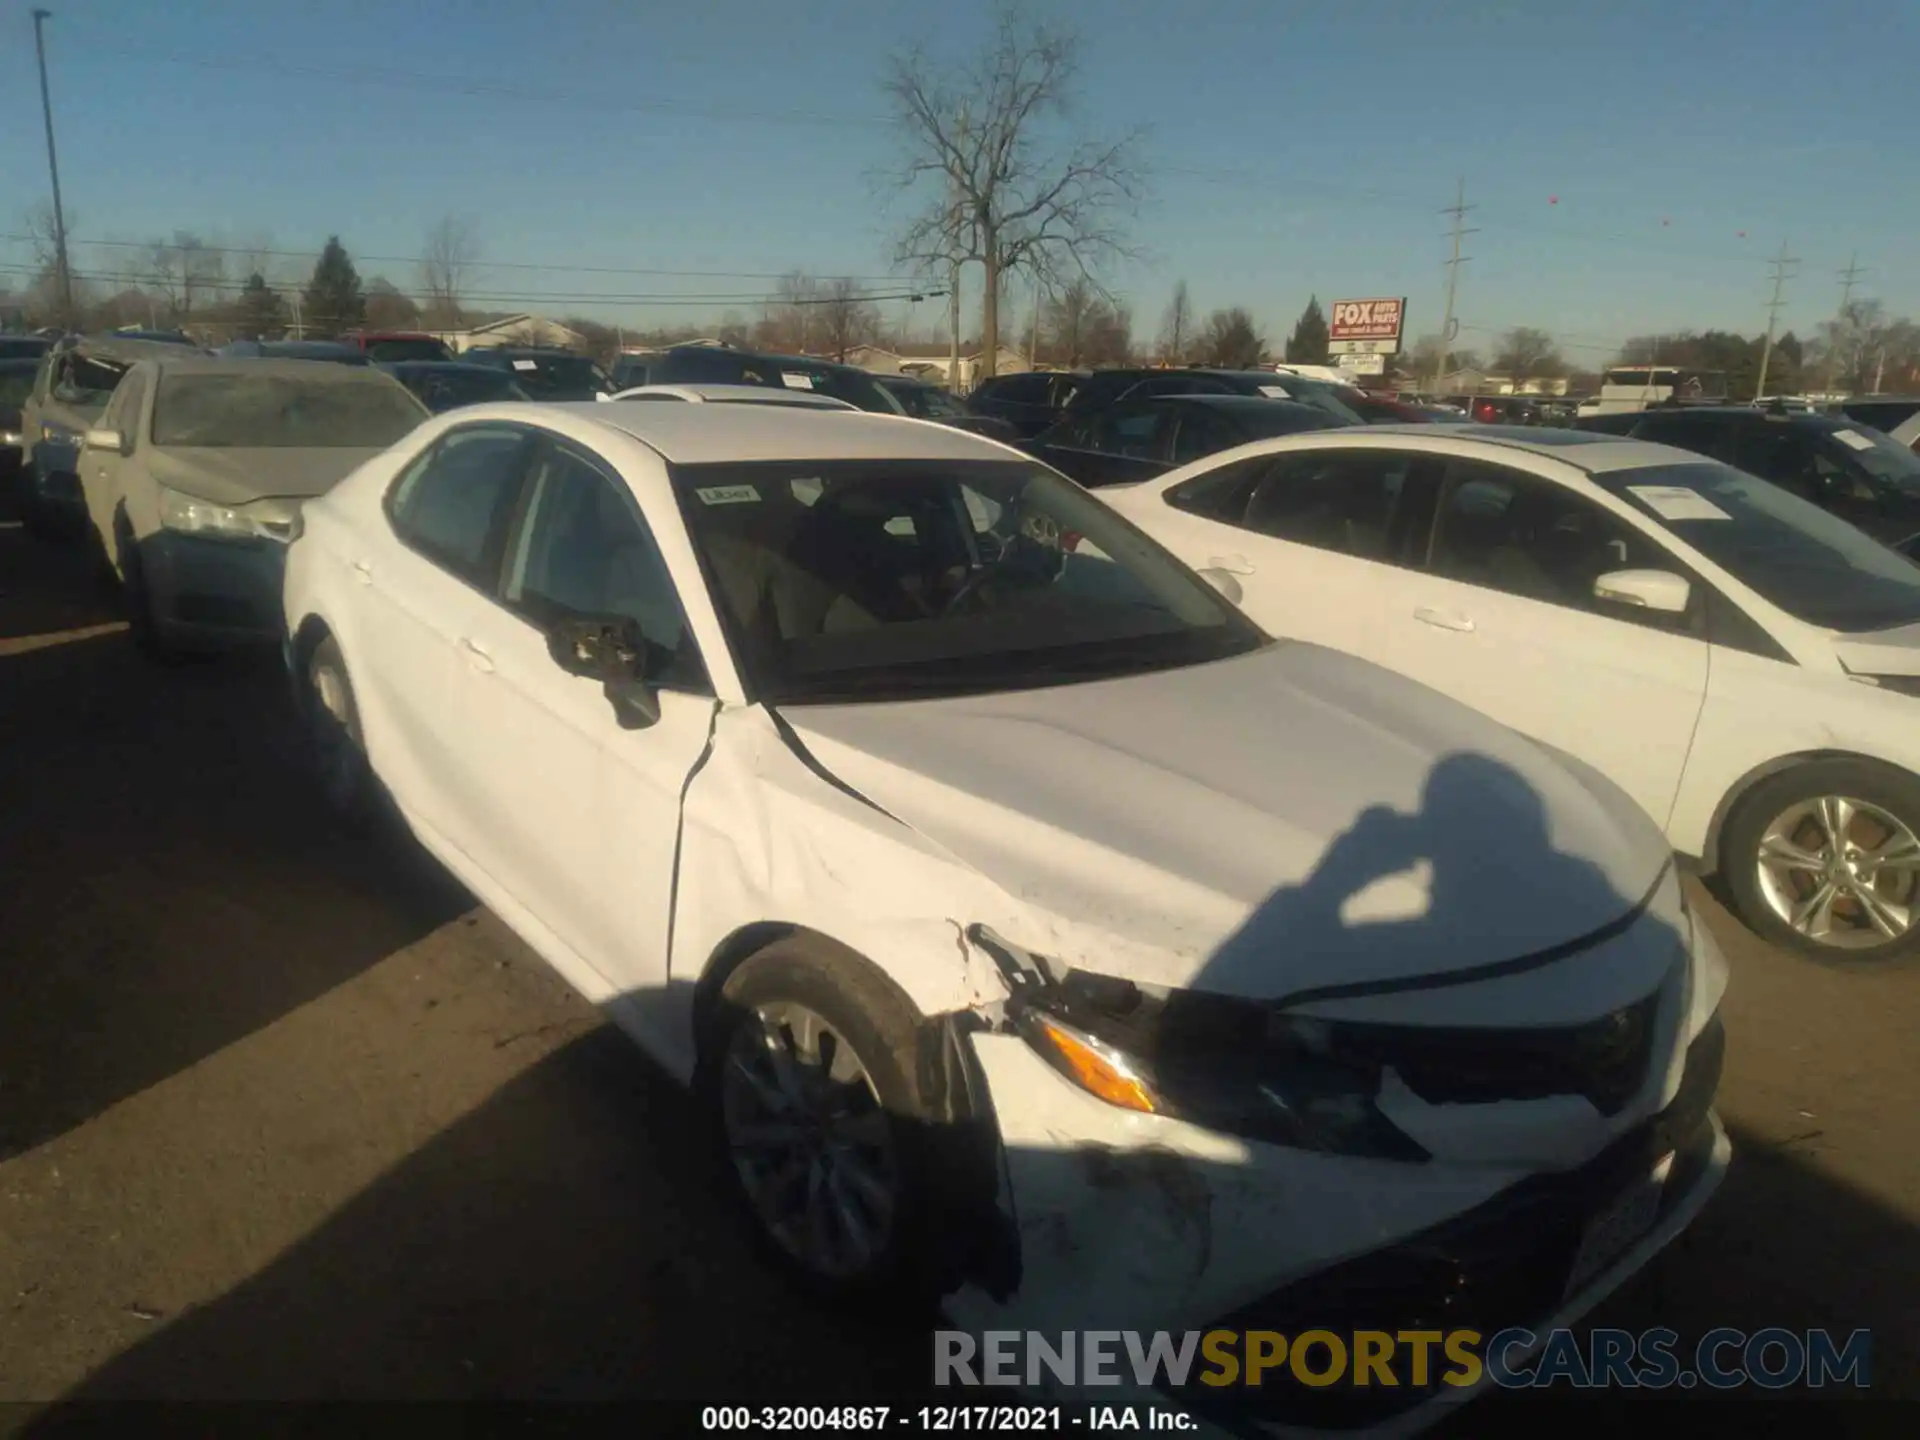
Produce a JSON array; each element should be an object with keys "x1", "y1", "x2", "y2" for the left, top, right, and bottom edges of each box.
[
  {"x1": 696, "y1": 484, "x2": 761, "y2": 505},
  {"x1": 1627, "y1": 485, "x2": 1731, "y2": 522},
  {"x1": 1834, "y1": 428, "x2": 1876, "y2": 451},
  {"x1": 1257, "y1": 385, "x2": 1293, "y2": 399},
  {"x1": 511, "y1": 359, "x2": 538, "y2": 371},
  {"x1": 780, "y1": 372, "x2": 816, "y2": 389}
]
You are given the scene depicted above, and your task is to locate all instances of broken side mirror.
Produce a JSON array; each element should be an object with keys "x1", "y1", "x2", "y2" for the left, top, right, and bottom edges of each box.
[{"x1": 546, "y1": 614, "x2": 662, "y2": 730}]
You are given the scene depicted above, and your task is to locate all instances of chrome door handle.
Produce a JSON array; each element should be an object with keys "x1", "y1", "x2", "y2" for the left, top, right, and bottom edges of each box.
[
  {"x1": 1413, "y1": 606, "x2": 1475, "y2": 633},
  {"x1": 1207, "y1": 554, "x2": 1255, "y2": 575},
  {"x1": 457, "y1": 637, "x2": 495, "y2": 673}
]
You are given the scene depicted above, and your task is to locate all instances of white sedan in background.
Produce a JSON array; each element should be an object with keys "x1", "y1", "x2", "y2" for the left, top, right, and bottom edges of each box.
[
  {"x1": 282, "y1": 403, "x2": 1723, "y2": 1432},
  {"x1": 1107, "y1": 424, "x2": 1920, "y2": 962}
]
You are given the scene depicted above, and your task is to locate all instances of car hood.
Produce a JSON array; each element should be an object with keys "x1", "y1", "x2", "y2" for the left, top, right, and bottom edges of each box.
[
  {"x1": 780, "y1": 643, "x2": 1671, "y2": 1000},
  {"x1": 149, "y1": 445, "x2": 389, "y2": 506},
  {"x1": 1831, "y1": 619, "x2": 1920, "y2": 678}
]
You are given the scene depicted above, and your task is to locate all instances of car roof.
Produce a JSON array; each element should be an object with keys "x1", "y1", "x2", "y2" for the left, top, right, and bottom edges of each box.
[
  {"x1": 382, "y1": 360, "x2": 506, "y2": 374},
  {"x1": 526, "y1": 399, "x2": 1013, "y2": 465},
  {"x1": 1147, "y1": 393, "x2": 1327, "y2": 413},
  {"x1": 1344, "y1": 423, "x2": 1708, "y2": 474},
  {"x1": 611, "y1": 383, "x2": 857, "y2": 408},
  {"x1": 667, "y1": 344, "x2": 861, "y2": 374},
  {"x1": 67, "y1": 335, "x2": 205, "y2": 363},
  {"x1": 142, "y1": 353, "x2": 417, "y2": 382}
]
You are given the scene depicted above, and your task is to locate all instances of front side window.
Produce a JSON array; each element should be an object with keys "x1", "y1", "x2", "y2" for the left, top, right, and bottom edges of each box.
[
  {"x1": 674, "y1": 459, "x2": 1264, "y2": 702},
  {"x1": 54, "y1": 354, "x2": 128, "y2": 407},
  {"x1": 1632, "y1": 411, "x2": 1737, "y2": 458},
  {"x1": 1429, "y1": 463, "x2": 1675, "y2": 617},
  {"x1": 388, "y1": 426, "x2": 534, "y2": 584},
  {"x1": 1599, "y1": 460, "x2": 1920, "y2": 632},
  {"x1": 1169, "y1": 409, "x2": 1241, "y2": 466},
  {"x1": 504, "y1": 444, "x2": 707, "y2": 691},
  {"x1": 153, "y1": 374, "x2": 426, "y2": 448}
]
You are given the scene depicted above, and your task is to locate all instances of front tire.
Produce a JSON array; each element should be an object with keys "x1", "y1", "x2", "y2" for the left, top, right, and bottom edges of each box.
[
  {"x1": 116, "y1": 520, "x2": 183, "y2": 665},
  {"x1": 306, "y1": 635, "x2": 376, "y2": 824},
  {"x1": 1722, "y1": 758, "x2": 1920, "y2": 965},
  {"x1": 698, "y1": 941, "x2": 943, "y2": 1307}
]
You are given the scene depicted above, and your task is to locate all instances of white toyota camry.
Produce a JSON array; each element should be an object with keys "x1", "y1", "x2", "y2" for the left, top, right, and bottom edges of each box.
[
  {"x1": 1107, "y1": 424, "x2": 1920, "y2": 964},
  {"x1": 281, "y1": 403, "x2": 1726, "y2": 1431}
]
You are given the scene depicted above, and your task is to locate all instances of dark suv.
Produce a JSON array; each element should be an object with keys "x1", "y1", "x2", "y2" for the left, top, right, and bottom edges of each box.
[
  {"x1": 463, "y1": 346, "x2": 611, "y2": 401},
  {"x1": 1578, "y1": 404, "x2": 1920, "y2": 548},
  {"x1": 643, "y1": 344, "x2": 907, "y2": 414}
]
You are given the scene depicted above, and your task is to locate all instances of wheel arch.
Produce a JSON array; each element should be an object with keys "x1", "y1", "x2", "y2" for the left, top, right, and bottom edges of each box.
[
  {"x1": 1701, "y1": 748, "x2": 1920, "y2": 873},
  {"x1": 288, "y1": 613, "x2": 336, "y2": 717}
]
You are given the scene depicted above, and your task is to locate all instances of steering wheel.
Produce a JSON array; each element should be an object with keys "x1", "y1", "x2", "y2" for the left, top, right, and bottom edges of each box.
[{"x1": 939, "y1": 562, "x2": 1003, "y2": 616}]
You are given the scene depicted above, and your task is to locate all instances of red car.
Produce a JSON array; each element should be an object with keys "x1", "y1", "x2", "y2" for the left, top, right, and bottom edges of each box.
[{"x1": 337, "y1": 330, "x2": 453, "y2": 363}]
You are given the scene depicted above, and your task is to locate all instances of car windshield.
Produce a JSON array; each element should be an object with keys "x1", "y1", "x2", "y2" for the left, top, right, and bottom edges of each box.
[
  {"x1": 748, "y1": 363, "x2": 907, "y2": 415},
  {"x1": 400, "y1": 367, "x2": 525, "y2": 412},
  {"x1": 674, "y1": 458, "x2": 1266, "y2": 702},
  {"x1": 1599, "y1": 460, "x2": 1920, "y2": 631},
  {"x1": 1249, "y1": 377, "x2": 1363, "y2": 425},
  {"x1": 498, "y1": 355, "x2": 608, "y2": 400},
  {"x1": 152, "y1": 373, "x2": 427, "y2": 448},
  {"x1": 364, "y1": 338, "x2": 451, "y2": 363},
  {"x1": 1821, "y1": 423, "x2": 1920, "y2": 491}
]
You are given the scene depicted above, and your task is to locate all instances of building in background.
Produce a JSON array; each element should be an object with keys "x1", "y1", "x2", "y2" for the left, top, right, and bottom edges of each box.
[
  {"x1": 844, "y1": 342, "x2": 1031, "y2": 391},
  {"x1": 434, "y1": 313, "x2": 585, "y2": 354}
]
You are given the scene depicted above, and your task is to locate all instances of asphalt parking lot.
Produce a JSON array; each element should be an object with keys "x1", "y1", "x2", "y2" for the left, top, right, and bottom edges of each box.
[{"x1": 1, "y1": 488, "x2": 1916, "y2": 1422}]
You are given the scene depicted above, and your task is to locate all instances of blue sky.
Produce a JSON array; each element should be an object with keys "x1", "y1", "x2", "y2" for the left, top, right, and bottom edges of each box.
[{"x1": 2, "y1": 0, "x2": 1913, "y2": 363}]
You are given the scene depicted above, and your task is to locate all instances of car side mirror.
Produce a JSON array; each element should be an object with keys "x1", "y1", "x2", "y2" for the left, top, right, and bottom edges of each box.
[
  {"x1": 546, "y1": 615, "x2": 662, "y2": 729},
  {"x1": 83, "y1": 427, "x2": 127, "y2": 455},
  {"x1": 1196, "y1": 567, "x2": 1244, "y2": 604},
  {"x1": 1593, "y1": 568, "x2": 1690, "y2": 616}
]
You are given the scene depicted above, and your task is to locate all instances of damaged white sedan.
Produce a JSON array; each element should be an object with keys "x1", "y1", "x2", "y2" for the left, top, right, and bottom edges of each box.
[{"x1": 282, "y1": 402, "x2": 1728, "y2": 1432}]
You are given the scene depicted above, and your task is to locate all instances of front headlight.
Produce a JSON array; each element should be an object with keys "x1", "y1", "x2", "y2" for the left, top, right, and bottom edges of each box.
[
  {"x1": 975, "y1": 928, "x2": 1428, "y2": 1161},
  {"x1": 1, "y1": 429, "x2": 21, "y2": 447},
  {"x1": 158, "y1": 487, "x2": 299, "y2": 543}
]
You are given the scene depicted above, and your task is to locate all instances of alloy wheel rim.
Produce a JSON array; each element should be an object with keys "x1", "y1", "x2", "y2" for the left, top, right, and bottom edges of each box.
[
  {"x1": 720, "y1": 1000, "x2": 897, "y2": 1279},
  {"x1": 1755, "y1": 793, "x2": 1920, "y2": 948}
]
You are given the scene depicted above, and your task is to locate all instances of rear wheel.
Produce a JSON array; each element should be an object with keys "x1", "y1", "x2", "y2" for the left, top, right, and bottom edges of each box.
[{"x1": 1722, "y1": 758, "x2": 1920, "y2": 965}]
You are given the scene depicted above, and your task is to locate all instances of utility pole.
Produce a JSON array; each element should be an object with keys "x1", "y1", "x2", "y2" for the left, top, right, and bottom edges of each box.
[
  {"x1": 1431, "y1": 178, "x2": 1476, "y2": 394},
  {"x1": 1028, "y1": 272, "x2": 1041, "y2": 371},
  {"x1": 1824, "y1": 253, "x2": 1865, "y2": 395},
  {"x1": 31, "y1": 9, "x2": 77, "y2": 334},
  {"x1": 1754, "y1": 240, "x2": 1799, "y2": 400}
]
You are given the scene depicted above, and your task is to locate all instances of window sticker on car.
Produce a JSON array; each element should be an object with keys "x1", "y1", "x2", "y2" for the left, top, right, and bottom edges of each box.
[
  {"x1": 1627, "y1": 485, "x2": 1732, "y2": 522},
  {"x1": 1833, "y1": 428, "x2": 1877, "y2": 452},
  {"x1": 789, "y1": 477, "x2": 824, "y2": 505},
  {"x1": 1257, "y1": 385, "x2": 1293, "y2": 398},
  {"x1": 695, "y1": 484, "x2": 761, "y2": 505},
  {"x1": 511, "y1": 359, "x2": 538, "y2": 371},
  {"x1": 781, "y1": 372, "x2": 816, "y2": 390}
]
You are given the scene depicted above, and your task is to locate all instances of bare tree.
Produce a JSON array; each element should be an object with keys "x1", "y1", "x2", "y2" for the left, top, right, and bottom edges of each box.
[
  {"x1": 22, "y1": 204, "x2": 83, "y2": 329},
  {"x1": 1157, "y1": 279, "x2": 1192, "y2": 364},
  {"x1": 144, "y1": 232, "x2": 225, "y2": 323},
  {"x1": 882, "y1": 6, "x2": 1145, "y2": 381},
  {"x1": 420, "y1": 216, "x2": 480, "y2": 330},
  {"x1": 817, "y1": 277, "x2": 879, "y2": 362},
  {"x1": 756, "y1": 270, "x2": 820, "y2": 353},
  {"x1": 1493, "y1": 326, "x2": 1565, "y2": 382}
]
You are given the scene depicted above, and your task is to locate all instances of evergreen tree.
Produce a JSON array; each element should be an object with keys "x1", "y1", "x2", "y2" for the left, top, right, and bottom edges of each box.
[
  {"x1": 235, "y1": 272, "x2": 285, "y2": 340},
  {"x1": 1284, "y1": 296, "x2": 1330, "y2": 364},
  {"x1": 302, "y1": 236, "x2": 365, "y2": 339}
]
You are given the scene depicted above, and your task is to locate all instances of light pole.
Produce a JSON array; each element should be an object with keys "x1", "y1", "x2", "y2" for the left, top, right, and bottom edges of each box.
[{"x1": 31, "y1": 8, "x2": 77, "y2": 333}]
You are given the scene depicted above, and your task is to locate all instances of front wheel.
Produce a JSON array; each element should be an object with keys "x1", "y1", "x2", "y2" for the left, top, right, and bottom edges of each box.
[
  {"x1": 306, "y1": 635, "x2": 376, "y2": 823},
  {"x1": 699, "y1": 942, "x2": 942, "y2": 1306},
  {"x1": 1722, "y1": 758, "x2": 1920, "y2": 965}
]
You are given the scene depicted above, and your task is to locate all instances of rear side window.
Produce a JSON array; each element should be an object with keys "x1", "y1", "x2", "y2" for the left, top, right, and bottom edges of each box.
[
  {"x1": 977, "y1": 373, "x2": 1049, "y2": 405},
  {"x1": 388, "y1": 425, "x2": 535, "y2": 586},
  {"x1": 1632, "y1": 411, "x2": 1738, "y2": 458}
]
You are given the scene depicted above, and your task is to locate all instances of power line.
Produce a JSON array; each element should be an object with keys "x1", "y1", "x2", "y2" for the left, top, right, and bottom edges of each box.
[
  {"x1": 0, "y1": 232, "x2": 915, "y2": 285},
  {"x1": 0, "y1": 261, "x2": 939, "y2": 310},
  {"x1": 1754, "y1": 240, "x2": 1799, "y2": 399}
]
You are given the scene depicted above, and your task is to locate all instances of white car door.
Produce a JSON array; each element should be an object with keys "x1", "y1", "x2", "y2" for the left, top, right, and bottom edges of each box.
[
  {"x1": 1378, "y1": 458, "x2": 1710, "y2": 830},
  {"x1": 361, "y1": 423, "x2": 541, "y2": 838},
  {"x1": 1126, "y1": 446, "x2": 1434, "y2": 662},
  {"x1": 80, "y1": 365, "x2": 145, "y2": 555},
  {"x1": 433, "y1": 433, "x2": 716, "y2": 999}
]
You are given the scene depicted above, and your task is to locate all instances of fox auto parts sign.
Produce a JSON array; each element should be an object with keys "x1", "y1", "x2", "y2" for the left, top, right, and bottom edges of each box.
[{"x1": 1328, "y1": 297, "x2": 1406, "y2": 353}]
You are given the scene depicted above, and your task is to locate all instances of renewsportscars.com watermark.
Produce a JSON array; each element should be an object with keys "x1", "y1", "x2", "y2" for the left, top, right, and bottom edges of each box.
[{"x1": 935, "y1": 1327, "x2": 1873, "y2": 1392}]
